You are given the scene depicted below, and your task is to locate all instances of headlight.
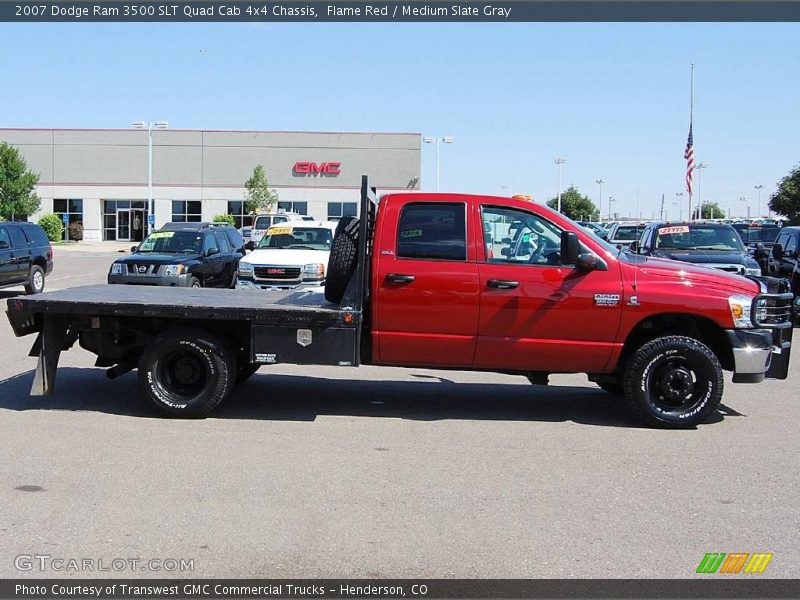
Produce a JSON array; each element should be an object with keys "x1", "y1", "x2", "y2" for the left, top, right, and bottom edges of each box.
[
  {"x1": 238, "y1": 262, "x2": 253, "y2": 274},
  {"x1": 745, "y1": 267, "x2": 762, "y2": 277},
  {"x1": 162, "y1": 264, "x2": 185, "y2": 276},
  {"x1": 728, "y1": 294, "x2": 754, "y2": 328},
  {"x1": 110, "y1": 263, "x2": 123, "y2": 275},
  {"x1": 303, "y1": 263, "x2": 325, "y2": 275}
]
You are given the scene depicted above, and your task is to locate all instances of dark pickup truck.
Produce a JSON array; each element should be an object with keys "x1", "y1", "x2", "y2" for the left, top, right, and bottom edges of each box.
[{"x1": 5, "y1": 177, "x2": 794, "y2": 428}]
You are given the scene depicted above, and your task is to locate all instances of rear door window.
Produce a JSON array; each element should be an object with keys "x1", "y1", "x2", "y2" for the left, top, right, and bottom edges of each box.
[
  {"x1": 214, "y1": 231, "x2": 232, "y2": 254},
  {"x1": 7, "y1": 225, "x2": 28, "y2": 249},
  {"x1": 397, "y1": 202, "x2": 466, "y2": 261}
]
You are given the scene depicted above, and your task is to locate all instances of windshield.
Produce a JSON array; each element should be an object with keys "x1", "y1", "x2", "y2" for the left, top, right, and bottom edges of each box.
[
  {"x1": 257, "y1": 227, "x2": 333, "y2": 250},
  {"x1": 613, "y1": 225, "x2": 644, "y2": 241},
  {"x1": 655, "y1": 225, "x2": 744, "y2": 251},
  {"x1": 137, "y1": 230, "x2": 202, "y2": 253}
]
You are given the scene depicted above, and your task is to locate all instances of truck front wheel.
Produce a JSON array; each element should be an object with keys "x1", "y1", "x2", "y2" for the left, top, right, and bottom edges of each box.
[
  {"x1": 623, "y1": 335, "x2": 723, "y2": 429},
  {"x1": 138, "y1": 328, "x2": 236, "y2": 417}
]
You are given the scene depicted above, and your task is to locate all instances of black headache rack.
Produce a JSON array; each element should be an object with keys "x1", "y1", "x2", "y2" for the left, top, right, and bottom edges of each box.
[
  {"x1": 250, "y1": 175, "x2": 377, "y2": 368},
  {"x1": 4, "y1": 175, "x2": 378, "y2": 396}
]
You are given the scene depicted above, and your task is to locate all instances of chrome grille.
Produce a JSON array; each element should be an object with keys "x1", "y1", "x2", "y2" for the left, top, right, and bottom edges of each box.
[
  {"x1": 126, "y1": 263, "x2": 156, "y2": 275},
  {"x1": 253, "y1": 266, "x2": 301, "y2": 280},
  {"x1": 752, "y1": 293, "x2": 794, "y2": 329}
]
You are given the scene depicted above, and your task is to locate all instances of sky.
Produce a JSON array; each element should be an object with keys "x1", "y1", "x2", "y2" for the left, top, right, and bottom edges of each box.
[{"x1": 1, "y1": 22, "x2": 798, "y2": 219}]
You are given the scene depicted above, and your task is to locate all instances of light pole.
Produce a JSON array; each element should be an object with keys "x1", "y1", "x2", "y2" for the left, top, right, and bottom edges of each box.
[
  {"x1": 423, "y1": 136, "x2": 454, "y2": 192},
  {"x1": 595, "y1": 178, "x2": 605, "y2": 223},
  {"x1": 694, "y1": 163, "x2": 708, "y2": 220},
  {"x1": 607, "y1": 196, "x2": 615, "y2": 221},
  {"x1": 754, "y1": 185, "x2": 764, "y2": 218},
  {"x1": 133, "y1": 120, "x2": 169, "y2": 234},
  {"x1": 554, "y1": 158, "x2": 566, "y2": 212},
  {"x1": 739, "y1": 196, "x2": 749, "y2": 219},
  {"x1": 675, "y1": 192, "x2": 685, "y2": 221}
]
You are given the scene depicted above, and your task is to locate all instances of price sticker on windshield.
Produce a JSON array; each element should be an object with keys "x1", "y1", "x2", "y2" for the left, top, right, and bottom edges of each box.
[
  {"x1": 149, "y1": 231, "x2": 174, "y2": 239},
  {"x1": 658, "y1": 226, "x2": 690, "y2": 235},
  {"x1": 267, "y1": 226, "x2": 293, "y2": 235}
]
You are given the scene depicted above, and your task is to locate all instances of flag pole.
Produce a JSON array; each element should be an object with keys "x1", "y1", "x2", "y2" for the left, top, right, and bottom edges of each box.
[{"x1": 689, "y1": 63, "x2": 694, "y2": 221}]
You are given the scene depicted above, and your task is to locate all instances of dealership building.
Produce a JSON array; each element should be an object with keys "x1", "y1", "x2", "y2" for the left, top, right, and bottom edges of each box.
[{"x1": 0, "y1": 128, "x2": 422, "y2": 241}]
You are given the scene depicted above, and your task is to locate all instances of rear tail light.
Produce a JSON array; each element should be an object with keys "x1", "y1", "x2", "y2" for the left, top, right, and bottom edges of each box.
[{"x1": 48, "y1": 243, "x2": 53, "y2": 259}]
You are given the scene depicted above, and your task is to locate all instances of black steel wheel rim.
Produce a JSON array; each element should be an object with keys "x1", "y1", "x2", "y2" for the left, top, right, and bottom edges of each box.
[
  {"x1": 646, "y1": 354, "x2": 707, "y2": 415},
  {"x1": 159, "y1": 349, "x2": 208, "y2": 398}
]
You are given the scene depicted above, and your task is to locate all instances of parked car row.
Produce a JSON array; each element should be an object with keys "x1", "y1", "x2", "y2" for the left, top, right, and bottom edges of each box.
[{"x1": 106, "y1": 219, "x2": 338, "y2": 292}]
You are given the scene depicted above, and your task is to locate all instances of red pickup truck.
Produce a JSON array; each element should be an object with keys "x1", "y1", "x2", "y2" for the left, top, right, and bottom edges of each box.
[{"x1": 5, "y1": 177, "x2": 794, "y2": 428}]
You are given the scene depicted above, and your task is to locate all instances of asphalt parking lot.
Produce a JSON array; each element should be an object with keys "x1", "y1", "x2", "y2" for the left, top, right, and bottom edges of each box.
[{"x1": 1, "y1": 249, "x2": 798, "y2": 579}]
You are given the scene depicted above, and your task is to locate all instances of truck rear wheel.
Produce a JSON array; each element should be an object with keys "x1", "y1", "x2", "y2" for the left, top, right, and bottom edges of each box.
[
  {"x1": 623, "y1": 335, "x2": 723, "y2": 428},
  {"x1": 324, "y1": 216, "x2": 359, "y2": 303},
  {"x1": 138, "y1": 328, "x2": 236, "y2": 417}
]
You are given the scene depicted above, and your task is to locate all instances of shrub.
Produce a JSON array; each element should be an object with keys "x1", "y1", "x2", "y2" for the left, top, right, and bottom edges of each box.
[
  {"x1": 213, "y1": 214, "x2": 236, "y2": 226},
  {"x1": 68, "y1": 221, "x2": 84, "y2": 241},
  {"x1": 38, "y1": 214, "x2": 63, "y2": 241}
]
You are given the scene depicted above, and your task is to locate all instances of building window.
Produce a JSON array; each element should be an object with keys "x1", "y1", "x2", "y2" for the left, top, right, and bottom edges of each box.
[
  {"x1": 172, "y1": 201, "x2": 202, "y2": 223},
  {"x1": 327, "y1": 202, "x2": 357, "y2": 221},
  {"x1": 54, "y1": 199, "x2": 83, "y2": 239},
  {"x1": 227, "y1": 201, "x2": 248, "y2": 229},
  {"x1": 277, "y1": 201, "x2": 308, "y2": 215}
]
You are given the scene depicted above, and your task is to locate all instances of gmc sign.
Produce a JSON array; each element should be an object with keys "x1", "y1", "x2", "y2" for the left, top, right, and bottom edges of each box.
[{"x1": 293, "y1": 161, "x2": 341, "y2": 176}]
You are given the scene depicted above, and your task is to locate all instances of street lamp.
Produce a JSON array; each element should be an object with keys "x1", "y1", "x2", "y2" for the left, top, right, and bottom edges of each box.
[
  {"x1": 607, "y1": 196, "x2": 615, "y2": 221},
  {"x1": 554, "y1": 158, "x2": 566, "y2": 213},
  {"x1": 133, "y1": 120, "x2": 169, "y2": 234},
  {"x1": 694, "y1": 163, "x2": 709, "y2": 220},
  {"x1": 739, "y1": 196, "x2": 749, "y2": 219},
  {"x1": 595, "y1": 178, "x2": 605, "y2": 223},
  {"x1": 675, "y1": 192, "x2": 685, "y2": 221},
  {"x1": 754, "y1": 184, "x2": 764, "y2": 218},
  {"x1": 423, "y1": 136, "x2": 454, "y2": 192}
]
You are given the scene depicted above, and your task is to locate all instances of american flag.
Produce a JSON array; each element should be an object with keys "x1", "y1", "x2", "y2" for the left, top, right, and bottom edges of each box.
[{"x1": 684, "y1": 123, "x2": 695, "y2": 195}]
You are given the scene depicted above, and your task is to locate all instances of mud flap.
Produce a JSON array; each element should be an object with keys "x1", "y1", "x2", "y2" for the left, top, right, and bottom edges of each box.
[
  {"x1": 766, "y1": 326, "x2": 793, "y2": 380},
  {"x1": 30, "y1": 315, "x2": 68, "y2": 396}
]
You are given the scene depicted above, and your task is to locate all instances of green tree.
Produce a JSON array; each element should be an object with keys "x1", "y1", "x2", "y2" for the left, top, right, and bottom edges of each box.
[
  {"x1": 769, "y1": 164, "x2": 800, "y2": 224},
  {"x1": 243, "y1": 165, "x2": 279, "y2": 217},
  {"x1": 37, "y1": 214, "x2": 63, "y2": 242},
  {"x1": 213, "y1": 214, "x2": 236, "y2": 226},
  {"x1": 546, "y1": 186, "x2": 599, "y2": 221},
  {"x1": 0, "y1": 142, "x2": 41, "y2": 220},
  {"x1": 700, "y1": 202, "x2": 725, "y2": 219}
]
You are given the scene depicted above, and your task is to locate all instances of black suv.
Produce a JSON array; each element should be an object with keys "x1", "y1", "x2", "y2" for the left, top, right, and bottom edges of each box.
[
  {"x1": 633, "y1": 221, "x2": 762, "y2": 276},
  {"x1": 108, "y1": 222, "x2": 245, "y2": 288},
  {"x1": 0, "y1": 221, "x2": 53, "y2": 294}
]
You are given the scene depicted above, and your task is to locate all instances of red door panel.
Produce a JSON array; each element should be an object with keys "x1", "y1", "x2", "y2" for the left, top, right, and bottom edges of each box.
[
  {"x1": 475, "y1": 264, "x2": 622, "y2": 372},
  {"x1": 373, "y1": 197, "x2": 480, "y2": 367}
]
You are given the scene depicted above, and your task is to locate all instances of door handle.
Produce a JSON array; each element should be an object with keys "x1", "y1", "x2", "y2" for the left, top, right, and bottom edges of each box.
[
  {"x1": 386, "y1": 273, "x2": 415, "y2": 284},
  {"x1": 487, "y1": 279, "x2": 519, "y2": 290}
]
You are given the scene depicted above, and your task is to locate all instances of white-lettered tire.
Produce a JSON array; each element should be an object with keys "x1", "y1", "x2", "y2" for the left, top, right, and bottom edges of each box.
[
  {"x1": 623, "y1": 335, "x2": 723, "y2": 428},
  {"x1": 25, "y1": 265, "x2": 45, "y2": 294},
  {"x1": 138, "y1": 328, "x2": 236, "y2": 417}
]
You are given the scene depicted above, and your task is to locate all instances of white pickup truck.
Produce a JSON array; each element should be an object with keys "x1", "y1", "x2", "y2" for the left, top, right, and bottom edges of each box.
[{"x1": 237, "y1": 221, "x2": 337, "y2": 289}]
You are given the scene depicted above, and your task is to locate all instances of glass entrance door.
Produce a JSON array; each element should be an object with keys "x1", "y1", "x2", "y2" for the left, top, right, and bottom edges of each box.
[{"x1": 117, "y1": 209, "x2": 131, "y2": 241}]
